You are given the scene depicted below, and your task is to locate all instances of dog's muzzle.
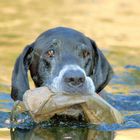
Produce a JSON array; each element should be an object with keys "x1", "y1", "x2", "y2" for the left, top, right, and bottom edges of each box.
[{"x1": 50, "y1": 65, "x2": 95, "y2": 95}]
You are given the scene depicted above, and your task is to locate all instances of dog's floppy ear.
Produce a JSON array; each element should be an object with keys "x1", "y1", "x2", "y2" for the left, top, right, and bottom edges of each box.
[
  {"x1": 89, "y1": 38, "x2": 114, "y2": 93},
  {"x1": 11, "y1": 43, "x2": 34, "y2": 101}
]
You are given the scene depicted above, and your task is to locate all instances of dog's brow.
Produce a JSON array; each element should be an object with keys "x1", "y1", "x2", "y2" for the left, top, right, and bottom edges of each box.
[
  {"x1": 77, "y1": 43, "x2": 87, "y2": 50},
  {"x1": 51, "y1": 39, "x2": 61, "y2": 47}
]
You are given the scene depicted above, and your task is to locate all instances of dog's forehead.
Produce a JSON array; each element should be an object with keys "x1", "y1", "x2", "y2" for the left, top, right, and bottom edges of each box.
[
  {"x1": 34, "y1": 27, "x2": 92, "y2": 50},
  {"x1": 38, "y1": 27, "x2": 86, "y2": 40}
]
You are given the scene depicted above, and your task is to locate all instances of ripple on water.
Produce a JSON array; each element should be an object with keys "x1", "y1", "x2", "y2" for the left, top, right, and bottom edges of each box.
[
  {"x1": 0, "y1": 94, "x2": 140, "y2": 131},
  {"x1": 0, "y1": 65, "x2": 140, "y2": 131}
]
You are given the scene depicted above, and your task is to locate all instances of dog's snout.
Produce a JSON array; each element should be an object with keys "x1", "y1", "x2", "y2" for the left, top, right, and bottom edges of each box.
[{"x1": 63, "y1": 70, "x2": 85, "y2": 87}]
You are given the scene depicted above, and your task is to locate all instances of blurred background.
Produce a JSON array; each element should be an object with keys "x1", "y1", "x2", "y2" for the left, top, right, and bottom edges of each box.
[{"x1": 0, "y1": 0, "x2": 140, "y2": 93}]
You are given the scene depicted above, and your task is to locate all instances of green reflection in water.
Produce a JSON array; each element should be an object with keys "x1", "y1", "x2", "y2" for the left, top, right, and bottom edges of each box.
[{"x1": 10, "y1": 127, "x2": 114, "y2": 140}]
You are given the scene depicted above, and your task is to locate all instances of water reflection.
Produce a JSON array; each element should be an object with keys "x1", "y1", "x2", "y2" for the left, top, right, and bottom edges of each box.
[
  {"x1": 11, "y1": 127, "x2": 114, "y2": 140},
  {"x1": 108, "y1": 65, "x2": 140, "y2": 94},
  {"x1": 0, "y1": 65, "x2": 140, "y2": 139}
]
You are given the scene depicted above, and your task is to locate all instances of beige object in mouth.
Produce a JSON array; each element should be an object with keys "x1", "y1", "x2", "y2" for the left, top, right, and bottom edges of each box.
[{"x1": 17, "y1": 87, "x2": 123, "y2": 124}]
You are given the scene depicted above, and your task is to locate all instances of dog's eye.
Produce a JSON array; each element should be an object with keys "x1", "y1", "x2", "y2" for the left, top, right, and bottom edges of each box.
[
  {"x1": 46, "y1": 49, "x2": 55, "y2": 58},
  {"x1": 82, "y1": 50, "x2": 90, "y2": 58}
]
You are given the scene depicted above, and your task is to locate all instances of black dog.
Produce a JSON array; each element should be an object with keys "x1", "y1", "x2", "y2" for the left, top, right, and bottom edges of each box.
[{"x1": 11, "y1": 27, "x2": 113, "y2": 101}]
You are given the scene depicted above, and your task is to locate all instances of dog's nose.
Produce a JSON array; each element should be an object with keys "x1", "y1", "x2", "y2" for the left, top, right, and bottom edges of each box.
[{"x1": 63, "y1": 70, "x2": 85, "y2": 87}]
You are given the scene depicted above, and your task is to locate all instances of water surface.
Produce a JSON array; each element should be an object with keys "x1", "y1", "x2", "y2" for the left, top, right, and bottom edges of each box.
[{"x1": 0, "y1": 65, "x2": 140, "y2": 139}]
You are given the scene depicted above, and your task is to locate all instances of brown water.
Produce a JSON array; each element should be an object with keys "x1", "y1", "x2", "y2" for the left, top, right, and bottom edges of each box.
[{"x1": 0, "y1": 0, "x2": 140, "y2": 139}]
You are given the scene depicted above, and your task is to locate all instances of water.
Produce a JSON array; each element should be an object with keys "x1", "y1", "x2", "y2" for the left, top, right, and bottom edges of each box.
[
  {"x1": 10, "y1": 127, "x2": 115, "y2": 140},
  {"x1": 0, "y1": 65, "x2": 140, "y2": 139}
]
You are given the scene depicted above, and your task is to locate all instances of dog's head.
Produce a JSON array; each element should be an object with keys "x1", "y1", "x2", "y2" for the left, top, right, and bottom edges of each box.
[{"x1": 11, "y1": 27, "x2": 113, "y2": 100}]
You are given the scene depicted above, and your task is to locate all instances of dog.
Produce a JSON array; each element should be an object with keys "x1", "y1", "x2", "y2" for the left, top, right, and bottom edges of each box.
[{"x1": 11, "y1": 27, "x2": 113, "y2": 101}]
